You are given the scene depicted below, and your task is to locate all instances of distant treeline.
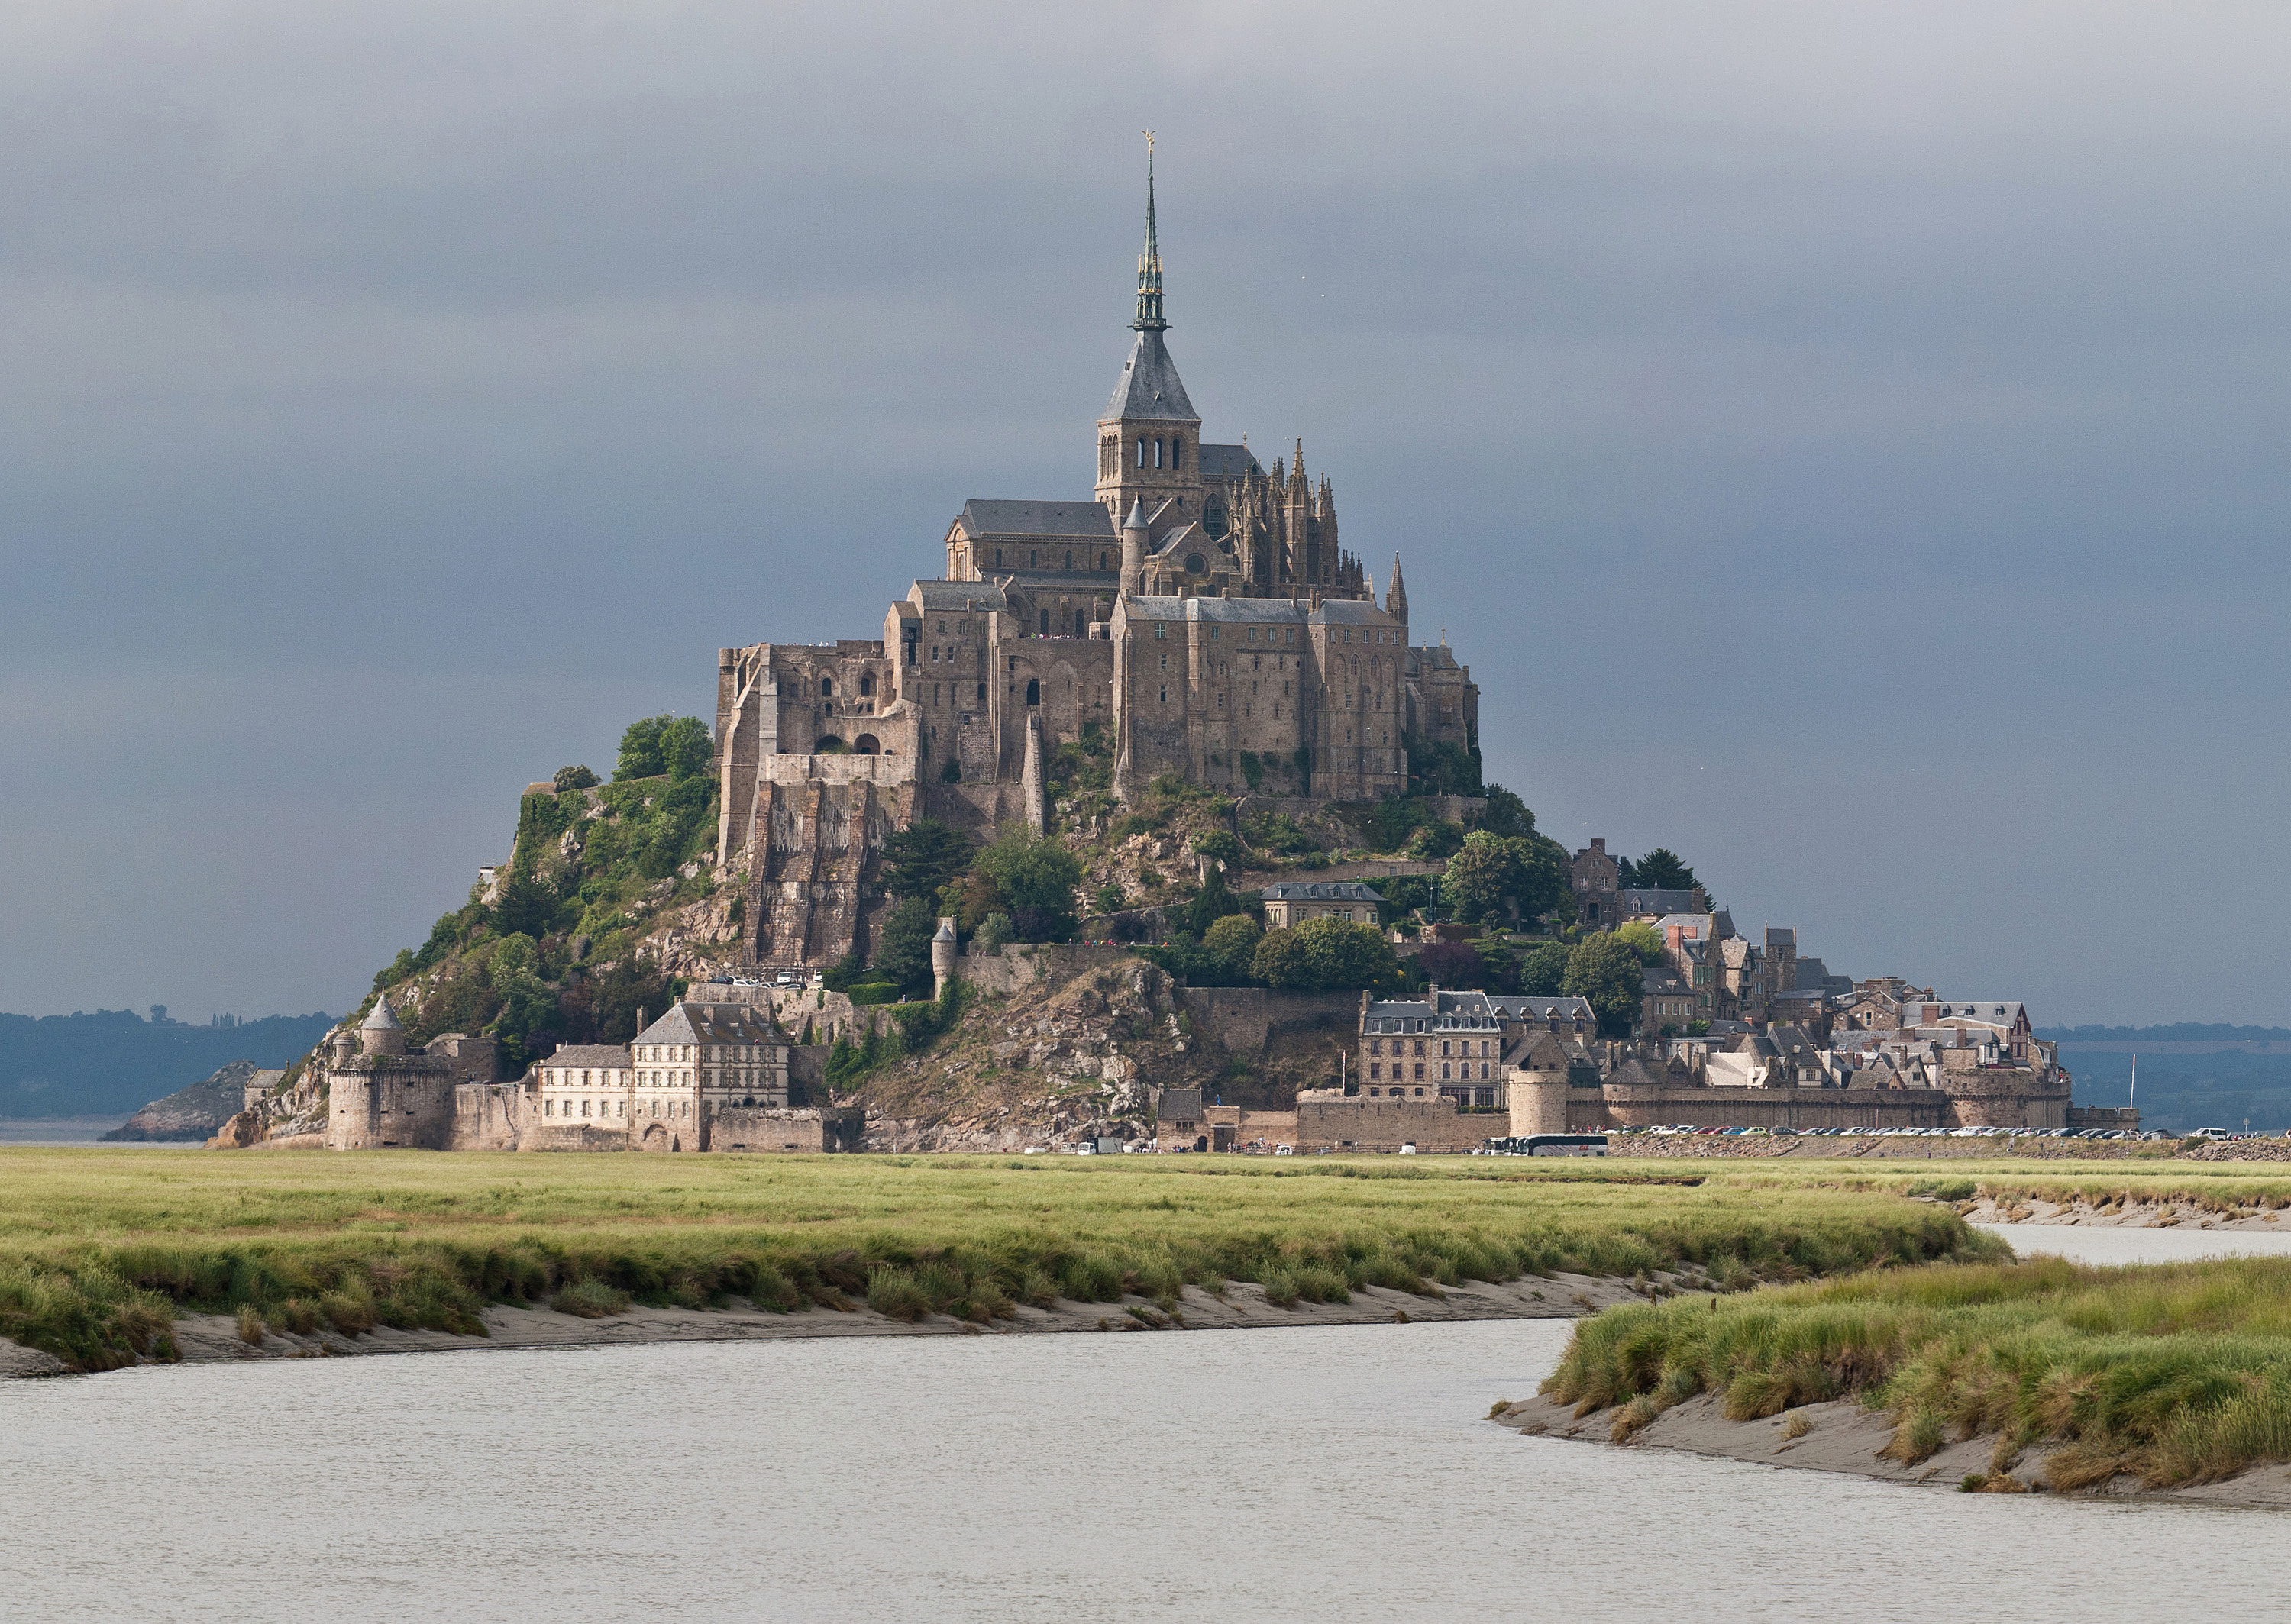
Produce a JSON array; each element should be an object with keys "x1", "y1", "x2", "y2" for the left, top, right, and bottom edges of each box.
[
  {"x1": 2040, "y1": 1023, "x2": 2291, "y2": 1043},
  {"x1": 1, "y1": 1009, "x2": 335, "y2": 1120}
]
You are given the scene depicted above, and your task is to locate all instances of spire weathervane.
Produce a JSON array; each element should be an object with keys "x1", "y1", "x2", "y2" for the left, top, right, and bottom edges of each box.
[{"x1": 1134, "y1": 131, "x2": 1166, "y2": 332}]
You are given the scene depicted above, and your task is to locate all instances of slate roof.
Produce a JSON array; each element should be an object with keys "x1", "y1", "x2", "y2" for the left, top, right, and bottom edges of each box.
[
  {"x1": 362, "y1": 997, "x2": 400, "y2": 1032},
  {"x1": 1261, "y1": 881, "x2": 1385, "y2": 902},
  {"x1": 1197, "y1": 443, "x2": 1261, "y2": 479},
  {"x1": 912, "y1": 580, "x2": 1011, "y2": 611},
  {"x1": 635, "y1": 1002, "x2": 787, "y2": 1048},
  {"x1": 543, "y1": 1044, "x2": 632, "y2": 1071},
  {"x1": 1362, "y1": 992, "x2": 1591, "y2": 1030},
  {"x1": 1621, "y1": 888, "x2": 1702, "y2": 915},
  {"x1": 958, "y1": 499, "x2": 1116, "y2": 539},
  {"x1": 1102, "y1": 329, "x2": 1199, "y2": 422},
  {"x1": 1157, "y1": 1087, "x2": 1204, "y2": 1122}
]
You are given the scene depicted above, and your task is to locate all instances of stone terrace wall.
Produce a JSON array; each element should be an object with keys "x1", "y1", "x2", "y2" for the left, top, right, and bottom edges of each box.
[
  {"x1": 708, "y1": 1105, "x2": 865, "y2": 1153},
  {"x1": 1174, "y1": 986, "x2": 1359, "y2": 1052},
  {"x1": 1294, "y1": 1091, "x2": 1489, "y2": 1154},
  {"x1": 955, "y1": 943, "x2": 1141, "y2": 996}
]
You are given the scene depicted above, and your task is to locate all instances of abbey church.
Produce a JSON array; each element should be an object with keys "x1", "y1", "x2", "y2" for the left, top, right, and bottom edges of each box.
[{"x1": 713, "y1": 160, "x2": 1480, "y2": 969}]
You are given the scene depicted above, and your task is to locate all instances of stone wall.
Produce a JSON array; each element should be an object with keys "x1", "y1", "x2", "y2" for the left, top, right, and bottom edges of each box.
[
  {"x1": 325, "y1": 1057, "x2": 457, "y2": 1150},
  {"x1": 1566, "y1": 1067, "x2": 2070, "y2": 1133},
  {"x1": 707, "y1": 1105, "x2": 867, "y2": 1153},
  {"x1": 954, "y1": 942, "x2": 1142, "y2": 996},
  {"x1": 1294, "y1": 1090, "x2": 1491, "y2": 1154},
  {"x1": 1172, "y1": 985, "x2": 1359, "y2": 1053}
]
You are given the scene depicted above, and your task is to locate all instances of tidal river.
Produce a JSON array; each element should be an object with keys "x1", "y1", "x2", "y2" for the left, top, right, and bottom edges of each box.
[{"x1": 2, "y1": 1228, "x2": 2281, "y2": 1624}]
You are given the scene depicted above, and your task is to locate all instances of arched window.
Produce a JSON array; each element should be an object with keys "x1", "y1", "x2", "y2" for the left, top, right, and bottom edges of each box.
[
  {"x1": 1136, "y1": 437, "x2": 1146, "y2": 468},
  {"x1": 819, "y1": 676, "x2": 833, "y2": 696},
  {"x1": 1064, "y1": 550, "x2": 1073, "y2": 570},
  {"x1": 1154, "y1": 437, "x2": 1164, "y2": 469},
  {"x1": 994, "y1": 548, "x2": 1003, "y2": 567},
  {"x1": 1171, "y1": 438, "x2": 1181, "y2": 470},
  {"x1": 976, "y1": 682, "x2": 986, "y2": 704},
  {"x1": 853, "y1": 734, "x2": 880, "y2": 754},
  {"x1": 1039, "y1": 609, "x2": 1049, "y2": 636},
  {"x1": 1026, "y1": 679, "x2": 1040, "y2": 705},
  {"x1": 858, "y1": 673, "x2": 874, "y2": 697}
]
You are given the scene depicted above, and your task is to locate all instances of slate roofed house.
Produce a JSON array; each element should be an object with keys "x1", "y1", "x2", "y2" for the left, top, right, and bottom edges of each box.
[
  {"x1": 1621, "y1": 886, "x2": 1708, "y2": 921},
  {"x1": 1157, "y1": 1087, "x2": 1208, "y2": 1151},
  {"x1": 1260, "y1": 880, "x2": 1385, "y2": 928}
]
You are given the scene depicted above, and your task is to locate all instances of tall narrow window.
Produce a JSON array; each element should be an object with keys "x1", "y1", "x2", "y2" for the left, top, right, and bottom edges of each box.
[
  {"x1": 1155, "y1": 437, "x2": 1164, "y2": 468},
  {"x1": 1171, "y1": 438, "x2": 1181, "y2": 471},
  {"x1": 1136, "y1": 437, "x2": 1146, "y2": 467},
  {"x1": 1026, "y1": 678, "x2": 1040, "y2": 705}
]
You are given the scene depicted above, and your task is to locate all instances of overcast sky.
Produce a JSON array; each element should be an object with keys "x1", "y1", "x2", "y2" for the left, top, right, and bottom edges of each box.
[{"x1": 2, "y1": 1, "x2": 2284, "y2": 1025}]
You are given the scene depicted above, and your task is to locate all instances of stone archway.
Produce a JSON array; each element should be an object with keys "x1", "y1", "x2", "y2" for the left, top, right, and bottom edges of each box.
[
  {"x1": 852, "y1": 734, "x2": 880, "y2": 754},
  {"x1": 641, "y1": 1122, "x2": 669, "y2": 1152}
]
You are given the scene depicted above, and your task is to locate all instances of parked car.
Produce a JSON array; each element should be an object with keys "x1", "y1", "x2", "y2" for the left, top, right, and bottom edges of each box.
[{"x1": 773, "y1": 969, "x2": 803, "y2": 988}]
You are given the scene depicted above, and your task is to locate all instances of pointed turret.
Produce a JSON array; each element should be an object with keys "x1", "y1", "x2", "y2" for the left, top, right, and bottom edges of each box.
[
  {"x1": 1385, "y1": 554, "x2": 1409, "y2": 623},
  {"x1": 1120, "y1": 499, "x2": 1149, "y2": 597}
]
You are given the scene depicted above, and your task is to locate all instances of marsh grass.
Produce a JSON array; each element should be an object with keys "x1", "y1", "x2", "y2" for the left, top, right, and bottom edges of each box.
[
  {"x1": 551, "y1": 1279, "x2": 632, "y2": 1319},
  {"x1": 0, "y1": 1148, "x2": 1992, "y2": 1372},
  {"x1": 1543, "y1": 1254, "x2": 2291, "y2": 1489}
]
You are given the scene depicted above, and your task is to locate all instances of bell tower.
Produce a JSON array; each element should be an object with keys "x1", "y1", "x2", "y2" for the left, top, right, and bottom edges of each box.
[{"x1": 1095, "y1": 133, "x2": 1204, "y2": 541}]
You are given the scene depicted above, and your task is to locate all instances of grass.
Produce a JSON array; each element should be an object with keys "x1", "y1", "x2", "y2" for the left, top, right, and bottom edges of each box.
[
  {"x1": 1600, "y1": 1154, "x2": 2291, "y2": 1213},
  {"x1": 0, "y1": 1148, "x2": 1994, "y2": 1372},
  {"x1": 1543, "y1": 1253, "x2": 2291, "y2": 1490}
]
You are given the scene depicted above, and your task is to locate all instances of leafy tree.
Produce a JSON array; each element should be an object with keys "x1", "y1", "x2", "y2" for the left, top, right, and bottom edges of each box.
[
  {"x1": 874, "y1": 896, "x2": 939, "y2": 996},
  {"x1": 1416, "y1": 938, "x2": 1489, "y2": 989},
  {"x1": 974, "y1": 827, "x2": 1082, "y2": 942},
  {"x1": 1202, "y1": 913, "x2": 1263, "y2": 981},
  {"x1": 1514, "y1": 836, "x2": 1569, "y2": 926},
  {"x1": 1444, "y1": 831, "x2": 1524, "y2": 925},
  {"x1": 974, "y1": 912, "x2": 1013, "y2": 952},
  {"x1": 1628, "y1": 848, "x2": 1699, "y2": 893},
  {"x1": 1564, "y1": 934, "x2": 1645, "y2": 1038},
  {"x1": 615, "y1": 716, "x2": 668, "y2": 780},
  {"x1": 1478, "y1": 784, "x2": 1536, "y2": 839},
  {"x1": 1405, "y1": 820, "x2": 1465, "y2": 861},
  {"x1": 1520, "y1": 941, "x2": 1572, "y2": 997},
  {"x1": 485, "y1": 935, "x2": 562, "y2": 1075},
  {"x1": 1616, "y1": 919, "x2": 1665, "y2": 965},
  {"x1": 1092, "y1": 883, "x2": 1126, "y2": 915},
  {"x1": 1380, "y1": 874, "x2": 1438, "y2": 918},
  {"x1": 821, "y1": 948, "x2": 868, "y2": 992},
  {"x1": 554, "y1": 764, "x2": 599, "y2": 793},
  {"x1": 1184, "y1": 864, "x2": 1247, "y2": 938},
  {"x1": 1194, "y1": 829, "x2": 1242, "y2": 867},
  {"x1": 580, "y1": 956, "x2": 678, "y2": 1044},
  {"x1": 881, "y1": 820, "x2": 975, "y2": 903},
  {"x1": 1251, "y1": 918, "x2": 1401, "y2": 993},
  {"x1": 492, "y1": 867, "x2": 564, "y2": 940},
  {"x1": 660, "y1": 716, "x2": 712, "y2": 781}
]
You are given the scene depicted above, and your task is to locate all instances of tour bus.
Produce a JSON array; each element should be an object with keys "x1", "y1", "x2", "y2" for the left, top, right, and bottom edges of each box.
[{"x1": 1482, "y1": 1134, "x2": 1610, "y2": 1158}]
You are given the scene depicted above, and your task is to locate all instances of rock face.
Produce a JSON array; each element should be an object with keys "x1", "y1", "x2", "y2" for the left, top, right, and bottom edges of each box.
[{"x1": 103, "y1": 1060, "x2": 263, "y2": 1141}]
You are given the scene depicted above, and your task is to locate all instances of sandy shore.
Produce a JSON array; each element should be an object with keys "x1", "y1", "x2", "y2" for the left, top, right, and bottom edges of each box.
[
  {"x1": 1492, "y1": 1390, "x2": 2291, "y2": 1509},
  {"x1": 7, "y1": 1270, "x2": 1666, "y2": 1380},
  {"x1": 1967, "y1": 1196, "x2": 2291, "y2": 1228}
]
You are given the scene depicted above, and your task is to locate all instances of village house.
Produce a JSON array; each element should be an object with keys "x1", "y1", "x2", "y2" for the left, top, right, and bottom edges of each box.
[
  {"x1": 1258, "y1": 880, "x2": 1386, "y2": 929},
  {"x1": 1569, "y1": 838, "x2": 1621, "y2": 926}
]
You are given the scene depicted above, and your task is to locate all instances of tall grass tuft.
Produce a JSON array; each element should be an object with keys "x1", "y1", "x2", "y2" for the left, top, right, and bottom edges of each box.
[{"x1": 1542, "y1": 1254, "x2": 2291, "y2": 1490}]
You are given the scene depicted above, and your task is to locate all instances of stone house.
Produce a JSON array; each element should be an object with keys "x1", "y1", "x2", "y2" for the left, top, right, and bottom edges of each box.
[
  {"x1": 625, "y1": 1001, "x2": 795, "y2": 1152},
  {"x1": 536, "y1": 1044, "x2": 635, "y2": 1131},
  {"x1": 1155, "y1": 1086, "x2": 1210, "y2": 1151},
  {"x1": 1356, "y1": 988, "x2": 1595, "y2": 1111},
  {"x1": 1569, "y1": 838, "x2": 1622, "y2": 926},
  {"x1": 1621, "y1": 886, "x2": 1708, "y2": 921},
  {"x1": 1259, "y1": 880, "x2": 1385, "y2": 928},
  {"x1": 1641, "y1": 966, "x2": 1696, "y2": 1036}
]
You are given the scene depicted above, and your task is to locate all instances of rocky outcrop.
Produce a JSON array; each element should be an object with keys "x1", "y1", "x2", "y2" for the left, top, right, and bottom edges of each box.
[{"x1": 103, "y1": 1060, "x2": 263, "y2": 1141}]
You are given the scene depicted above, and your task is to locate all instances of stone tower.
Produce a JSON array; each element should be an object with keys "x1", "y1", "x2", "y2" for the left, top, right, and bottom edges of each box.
[
  {"x1": 361, "y1": 994, "x2": 407, "y2": 1057},
  {"x1": 1094, "y1": 144, "x2": 1205, "y2": 529},
  {"x1": 931, "y1": 916, "x2": 958, "y2": 999}
]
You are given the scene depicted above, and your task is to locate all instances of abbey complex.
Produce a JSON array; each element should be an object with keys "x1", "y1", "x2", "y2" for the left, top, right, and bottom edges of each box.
[
  {"x1": 238, "y1": 162, "x2": 2099, "y2": 1159},
  {"x1": 713, "y1": 160, "x2": 1478, "y2": 971}
]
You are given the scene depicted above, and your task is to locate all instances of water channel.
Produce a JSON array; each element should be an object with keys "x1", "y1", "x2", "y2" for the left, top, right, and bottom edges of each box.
[{"x1": 2, "y1": 1226, "x2": 2281, "y2": 1622}]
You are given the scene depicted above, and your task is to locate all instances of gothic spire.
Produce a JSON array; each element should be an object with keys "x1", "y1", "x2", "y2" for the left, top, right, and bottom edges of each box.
[
  {"x1": 1133, "y1": 132, "x2": 1166, "y2": 332},
  {"x1": 1386, "y1": 554, "x2": 1410, "y2": 622}
]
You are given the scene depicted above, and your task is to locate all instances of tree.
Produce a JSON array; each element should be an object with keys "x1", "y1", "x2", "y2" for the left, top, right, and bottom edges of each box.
[
  {"x1": 1514, "y1": 836, "x2": 1569, "y2": 926},
  {"x1": 615, "y1": 716, "x2": 667, "y2": 780},
  {"x1": 881, "y1": 820, "x2": 975, "y2": 903},
  {"x1": 974, "y1": 827, "x2": 1083, "y2": 942},
  {"x1": 1202, "y1": 913, "x2": 1262, "y2": 981},
  {"x1": 873, "y1": 896, "x2": 939, "y2": 996},
  {"x1": 1519, "y1": 941, "x2": 1572, "y2": 996},
  {"x1": 1252, "y1": 918, "x2": 1401, "y2": 993},
  {"x1": 554, "y1": 764, "x2": 599, "y2": 793},
  {"x1": 1444, "y1": 831, "x2": 1525, "y2": 925},
  {"x1": 974, "y1": 912, "x2": 1013, "y2": 952},
  {"x1": 1478, "y1": 784, "x2": 1536, "y2": 839},
  {"x1": 660, "y1": 716, "x2": 712, "y2": 780},
  {"x1": 1185, "y1": 864, "x2": 1247, "y2": 938},
  {"x1": 1194, "y1": 829, "x2": 1242, "y2": 867},
  {"x1": 1564, "y1": 934, "x2": 1645, "y2": 1038},
  {"x1": 1616, "y1": 919, "x2": 1665, "y2": 965},
  {"x1": 492, "y1": 867, "x2": 563, "y2": 940},
  {"x1": 1629, "y1": 848, "x2": 1699, "y2": 893},
  {"x1": 1416, "y1": 938, "x2": 1489, "y2": 989}
]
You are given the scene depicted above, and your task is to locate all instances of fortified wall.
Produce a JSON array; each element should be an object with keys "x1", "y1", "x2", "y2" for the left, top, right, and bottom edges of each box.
[{"x1": 1544, "y1": 1066, "x2": 2071, "y2": 1135}]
